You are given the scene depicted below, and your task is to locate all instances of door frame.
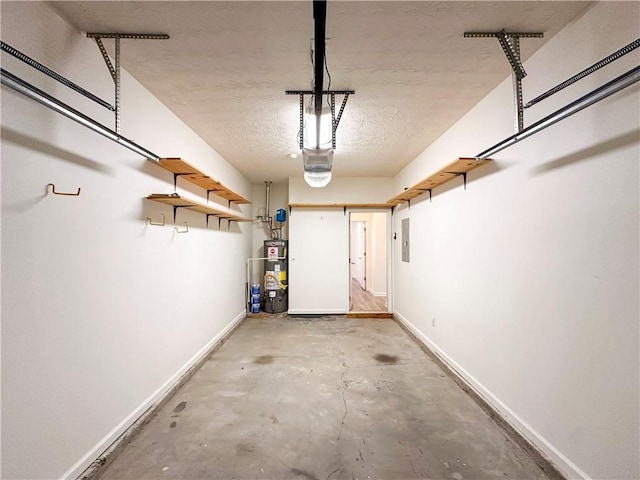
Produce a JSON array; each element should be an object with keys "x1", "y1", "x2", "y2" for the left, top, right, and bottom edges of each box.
[{"x1": 348, "y1": 208, "x2": 392, "y2": 313}]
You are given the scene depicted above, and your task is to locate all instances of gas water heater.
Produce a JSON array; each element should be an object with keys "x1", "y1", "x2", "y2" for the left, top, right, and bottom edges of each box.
[{"x1": 264, "y1": 240, "x2": 288, "y2": 313}]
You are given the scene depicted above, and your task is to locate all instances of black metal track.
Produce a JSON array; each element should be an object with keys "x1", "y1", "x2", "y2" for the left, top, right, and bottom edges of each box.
[
  {"x1": 286, "y1": 90, "x2": 355, "y2": 95},
  {"x1": 1, "y1": 41, "x2": 115, "y2": 111},
  {"x1": 525, "y1": 38, "x2": 640, "y2": 108},
  {"x1": 1, "y1": 68, "x2": 160, "y2": 161},
  {"x1": 312, "y1": 0, "x2": 327, "y2": 148},
  {"x1": 476, "y1": 64, "x2": 640, "y2": 160}
]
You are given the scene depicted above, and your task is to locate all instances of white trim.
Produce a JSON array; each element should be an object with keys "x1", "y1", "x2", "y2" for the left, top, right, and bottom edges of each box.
[
  {"x1": 393, "y1": 310, "x2": 591, "y2": 480},
  {"x1": 61, "y1": 310, "x2": 246, "y2": 480},
  {"x1": 287, "y1": 308, "x2": 348, "y2": 315},
  {"x1": 367, "y1": 288, "x2": 387, "y2": 297}
]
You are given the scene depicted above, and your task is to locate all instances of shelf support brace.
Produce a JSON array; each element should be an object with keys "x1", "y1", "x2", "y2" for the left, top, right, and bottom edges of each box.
[
  {"x1": 464, "y1": 30, "x2": 542, "y2": 133},
  {"x1": 172, "y1": 173, "x2": 191, "y2": 191},
  {"x1": 446, "y1": 171, "x2": 467, "y2": 190},
  {"x1": 416, "y1": 188, "x2": 433, "y2": 203},
  {"x1": 172, "y1": 205, "x2": 190, "y2": 223},
  {"x1": 87, "y1": 32, "x2": 169, "y2": 133}
]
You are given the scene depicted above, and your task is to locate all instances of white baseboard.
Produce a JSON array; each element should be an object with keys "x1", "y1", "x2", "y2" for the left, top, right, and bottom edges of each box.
[
  {"x1": 62, "y1": 310, "x2": 246, "y2": 480},
  {"x1": 367, "y1": 288, "x2": 386, "y2": 297},
  {"x1": 287, "y1": 308, "x2": 348, "y2": 315},
  {"x1": 393, "y1": 310, "x2": 590, "y2": 480}
]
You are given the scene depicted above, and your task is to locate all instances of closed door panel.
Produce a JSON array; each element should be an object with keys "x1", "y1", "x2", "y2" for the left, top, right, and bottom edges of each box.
[
  {"x1": 350, "y1": 221, "x2": 366, "y2": 290},
  {"x1": 289, "y1": 209, "x2": 349, "y2": 314}
]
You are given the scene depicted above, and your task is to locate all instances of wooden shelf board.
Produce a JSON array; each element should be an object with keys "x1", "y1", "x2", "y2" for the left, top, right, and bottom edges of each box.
[
  {"x1": 346, "y1": 312, "x2": 393, "y2": 318},
  {"x1": 289, "y1": 203, "x2": 392, "y2": 209},
  {"x1": 146, "y1": 194, "x2": 251, "y2": 222},
  {"x1": 157, "y1": 158, "x2": 251, "y2": 204},
  {"x1": 387, "y1": 157, "x2": 491, "y2": 205},
  {"x1": 157, "y1": 157, "x2": 200, "y2": 174}
]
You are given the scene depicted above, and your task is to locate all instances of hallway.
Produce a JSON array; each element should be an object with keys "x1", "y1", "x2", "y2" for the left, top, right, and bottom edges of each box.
[
  {"x1": 97, "y1": 316, "x2": 551, "y2": 480},
  {"x1": 350, "y1": 277, "x2": 387, "y2": 312}
]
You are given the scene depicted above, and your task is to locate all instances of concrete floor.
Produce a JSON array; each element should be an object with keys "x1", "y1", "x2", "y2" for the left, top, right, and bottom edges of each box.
[{"x1": 98, "y1": 315, "x2": 551, "y2": 480}]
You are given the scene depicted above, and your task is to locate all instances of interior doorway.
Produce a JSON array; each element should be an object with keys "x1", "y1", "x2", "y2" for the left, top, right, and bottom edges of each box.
[{"x1": 349, "y1": 211, "x2": 389, "y2": 313}]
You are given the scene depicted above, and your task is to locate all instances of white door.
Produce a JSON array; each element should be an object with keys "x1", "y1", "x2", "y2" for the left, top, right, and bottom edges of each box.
[
  {"x1": 288, "y1": 209, "x2": 349, "y2": 314},
  {"x1": 350, "y1": 221, "x2": 366, "y2": 290}
]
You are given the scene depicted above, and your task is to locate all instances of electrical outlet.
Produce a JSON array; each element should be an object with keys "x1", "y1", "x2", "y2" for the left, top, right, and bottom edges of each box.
[{"x1": 432, "y1": 316, "x2": 436, "y2": 327}]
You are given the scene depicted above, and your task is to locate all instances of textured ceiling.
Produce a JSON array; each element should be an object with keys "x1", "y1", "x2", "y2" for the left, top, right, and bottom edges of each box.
[{"x1": 51, "y1": 1, "x2": 593, "y2": 183}]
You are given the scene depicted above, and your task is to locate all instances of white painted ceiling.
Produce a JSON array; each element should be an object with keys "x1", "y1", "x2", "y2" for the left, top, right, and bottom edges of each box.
[{"x1": 51, "y1": 1, "x2": 593, "y2": 183}]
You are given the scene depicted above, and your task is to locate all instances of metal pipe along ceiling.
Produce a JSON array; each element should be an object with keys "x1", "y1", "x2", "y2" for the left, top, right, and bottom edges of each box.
[
  {"x1": 1, "y1": 40, "x2": 115, "y2": 112},
  {"x1": 1, "y1": 68, "x2": 160, "y2": 161},
  {"x1": 476, "y1": 64, "x2": 640, "y2": 160}
]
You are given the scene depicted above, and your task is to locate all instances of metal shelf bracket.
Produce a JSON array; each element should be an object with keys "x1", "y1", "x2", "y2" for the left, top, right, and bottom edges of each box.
[
  {"x1": 87, "y1": 33, "x2": 169, "y2": 134},
  {"x1": 464, "y1": 30, "x2": 543, "y2": 133},
  {"x1": 173, "y1": 173, "x2": 190, "y2": 191},
  {"x1": 445, "y1": 171, "x2": 467, "y2": 190}
]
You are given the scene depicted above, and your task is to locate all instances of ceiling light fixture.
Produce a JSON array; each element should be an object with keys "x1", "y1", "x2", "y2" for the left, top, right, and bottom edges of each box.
[
  {"x1": 302, "y1": 147, "x2": 333, "y2": 188},
  {"x1": 304, "y1": 106, "x2": 332, "y2": 149},
  {"x1": 285, "y1": 0, "x2": 354, "y2": 188}
]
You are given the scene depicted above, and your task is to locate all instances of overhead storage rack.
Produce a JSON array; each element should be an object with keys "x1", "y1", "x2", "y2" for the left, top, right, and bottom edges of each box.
[
  {"x1": 146, "y1": 193, "x2": 251, "y2": 224},
  {"x1": 387, "y1": 157, "x2": 492, "y2": 206},
  {"x1": 155, "y1": 157, "x2": 251, "y2": 205}
]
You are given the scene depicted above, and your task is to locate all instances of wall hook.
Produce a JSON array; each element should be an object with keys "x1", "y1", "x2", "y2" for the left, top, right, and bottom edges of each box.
[
  {"x1": 174, "y1": 222, "x2": 188, "y2": 234},
  {"x1": 47, "y1": 183, "x2": 81, "y2": 196},
  {"x1": 147, "y1": 214, "x2": 166, "y2": 226}
]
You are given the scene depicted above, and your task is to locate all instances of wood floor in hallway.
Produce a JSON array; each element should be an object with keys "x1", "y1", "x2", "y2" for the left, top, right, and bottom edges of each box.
[
  {"x1": 350, "y1": 277, "x2": 387, "y2": 312},
  {"x1": 97, "y1": 315, "x2": 553, "y2": 480}
]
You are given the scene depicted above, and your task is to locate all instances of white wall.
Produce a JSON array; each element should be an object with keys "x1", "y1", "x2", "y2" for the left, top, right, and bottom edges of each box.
[
  {"x1": 289, "y1": 176, "x2": 394, "y2": 204},
  {"x1": 392, "y1": 3, "x2": 639, "y2": 479},
  {"x1": 369, "y1": 212, "x2": 387, "y2": 297},
  {"x1": 0, "y1": 3, "x2": 252, "y2": 479}
]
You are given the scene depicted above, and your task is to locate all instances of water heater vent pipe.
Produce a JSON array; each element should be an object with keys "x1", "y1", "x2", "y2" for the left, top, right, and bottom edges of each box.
[{"x1": 256, "y1": 181, "x2": 283, "y2": 239}]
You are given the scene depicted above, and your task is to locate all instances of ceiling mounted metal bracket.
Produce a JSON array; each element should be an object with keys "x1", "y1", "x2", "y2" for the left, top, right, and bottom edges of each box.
[
  {"x1": 87, "y1": 33, "x2": 169, "y2": 134},
  {"x1": 464, "y1": 30, "x2": 543, "y2": 133},
  {"x1": 286, "y1": 90, "x2": 355, "y2": 150}
]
